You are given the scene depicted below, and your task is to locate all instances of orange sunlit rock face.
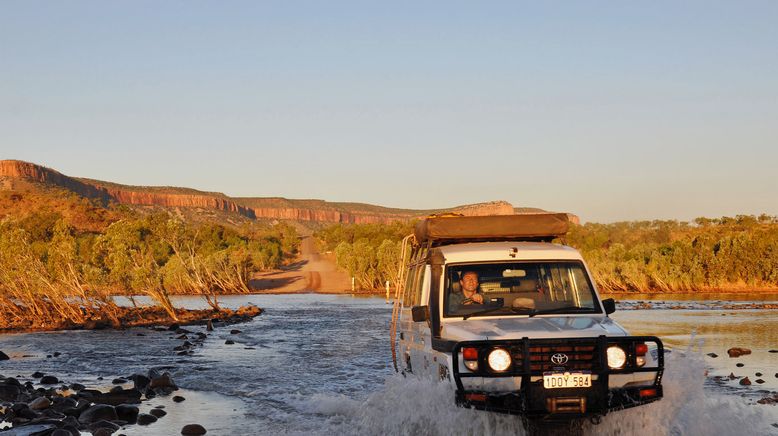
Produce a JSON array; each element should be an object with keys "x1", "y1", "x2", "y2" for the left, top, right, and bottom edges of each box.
[{"x1": 1, "y1": 160, "x2": 573, "y2": 224}]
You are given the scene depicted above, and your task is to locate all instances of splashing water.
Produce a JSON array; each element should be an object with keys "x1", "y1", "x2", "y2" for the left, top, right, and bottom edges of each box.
[{"x1": 292, "y1": 351, "x2": 772, "y2": 436}]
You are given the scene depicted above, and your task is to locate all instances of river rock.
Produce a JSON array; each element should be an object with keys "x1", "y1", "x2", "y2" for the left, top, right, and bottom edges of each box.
[
  {"x1": 89, "y1": 420, "x2": 121, "y2": 436},
  {"x1": 130, "y1": 374, "x2": 150, "y2": 391},
  {"x1": 149, "y1": 408, "x2": 167, "y2": 418},
  {"x1": 31, "y1": 371, "x2": 44, "y2": 378},
  {"x1": 727, "y1": 347, "x2": 752, "y2": 358},
  {"x1": 706, "y1": 353, "x2": 718, "y2": 358},
  {"x1": 16, "y1": 405, "x2": 39, "y2": 419},
  {"x1": 0, "y1": 424, "x2": 58, "y2": 436},
  {"x1": 181, "y1": 424, "x2": 208, "y2": 435},
  {"x1": 739, "y1": 377, "x2": 751, "y2": 386},
  {"x1": 137, "y1": 413, "x2": 158, "y2": 425},
  {"x1": 69, "y1": 383, "x2": 85, "y2": 391},
  {"x1": 91, "y1": 428, "x2": 116, "y2": 436},
  {"x1": 40, "y1": 375, "x2": 59, "y2": 384},
  {"x1": 115, "y1": 404, "x2": 139, "y2": 423},
  {"x1": 230, "y1": 329, "x2": 241, "y2": 335},
  {"x1": 149, "y1": 372, "x2": 176, "y2": 389},
  {"x1": 736, "y1": 363, "x2": 744, "y2": 367},
  {"x1": 0, "y1": 383, "x2": 21, "y2": 401},
  {"x1": 51, "y1": 396, "x2": 78, "y2": 412},
  {"x1": 173, "y1": 395, "x2": 186, "y2": 403},
  {"x1": 0, "y1": 351, "x2": 9, "y2": 360},
  {"x1": 756, "y1": 372, "x2": 763, "y2": 376},
  {"x1": 225, "y1": 340, "x2": 234, "y2": 345},
  {"x1": 78, "y1": 404, "x2": 118, "y2": 424},
  {"x1": 112, "y1": 378, "x2": 127, "y2": 384},
  {"x1": 769, "y1": 349, "x2": 777, "y2": 353},
  {"x1": 29, "y1": 397, "x2": 51, "y2": 410}
]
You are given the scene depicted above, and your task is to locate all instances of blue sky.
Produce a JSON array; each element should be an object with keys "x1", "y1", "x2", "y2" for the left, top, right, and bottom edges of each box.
[{"x1": 1, "y1": 1, "x2": 776, "y2": 222}]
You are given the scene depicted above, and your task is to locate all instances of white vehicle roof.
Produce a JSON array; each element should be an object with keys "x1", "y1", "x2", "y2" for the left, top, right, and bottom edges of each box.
[{"x1": 438, "y1": 241, "x2": 584, "y2": 264}]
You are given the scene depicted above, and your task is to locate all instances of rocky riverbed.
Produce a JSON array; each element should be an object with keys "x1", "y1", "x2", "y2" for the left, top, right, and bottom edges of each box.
[{"x1": 0, "y1": 304, "x2": 263, "y2": 435}]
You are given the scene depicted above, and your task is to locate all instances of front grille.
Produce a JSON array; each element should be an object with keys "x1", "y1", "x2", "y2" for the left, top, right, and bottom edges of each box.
[{"x1": 513, "y1": 341, "x2": 599, "y2": 373}]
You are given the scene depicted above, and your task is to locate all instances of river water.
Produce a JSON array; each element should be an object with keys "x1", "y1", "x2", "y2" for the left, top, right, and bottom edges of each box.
[{"x1": 1, "y1": 294, "x2": 777, "y2": 435}]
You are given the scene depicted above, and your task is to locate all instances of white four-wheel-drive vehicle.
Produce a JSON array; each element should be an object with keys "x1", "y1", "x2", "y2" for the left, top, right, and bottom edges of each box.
[{"x1": 390, "y1": 214, "x2": 664, "y2": 434}]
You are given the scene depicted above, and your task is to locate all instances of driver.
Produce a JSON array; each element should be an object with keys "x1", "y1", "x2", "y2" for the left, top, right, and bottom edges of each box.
[{"x1": 450, "y1": 271, "x2": 484, "y2": 308}]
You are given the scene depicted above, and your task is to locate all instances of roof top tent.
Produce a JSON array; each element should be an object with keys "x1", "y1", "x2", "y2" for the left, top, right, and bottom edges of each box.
[{"x1": 413, "y1": 213, "x2": 571, "y2": 247}]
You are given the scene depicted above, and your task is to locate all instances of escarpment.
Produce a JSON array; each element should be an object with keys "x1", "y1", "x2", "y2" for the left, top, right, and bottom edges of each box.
[{"x1": 1, "y1": 160, "x2": 572, "y2": 224}]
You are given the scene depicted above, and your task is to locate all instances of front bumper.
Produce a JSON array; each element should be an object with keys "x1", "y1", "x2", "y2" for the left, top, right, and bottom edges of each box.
[{"x1": 451, "y1": 335, "x2": 664, "y2": 419}]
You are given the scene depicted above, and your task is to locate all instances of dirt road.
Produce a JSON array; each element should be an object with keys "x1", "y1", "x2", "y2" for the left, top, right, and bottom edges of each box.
[{"x1": 249, "y1": 236, "x2": 352, "y2": 293}]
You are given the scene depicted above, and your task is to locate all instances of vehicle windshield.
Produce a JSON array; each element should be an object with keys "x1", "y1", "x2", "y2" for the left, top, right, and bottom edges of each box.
[{"x1": 444, "y1": 261, "x2": 600, "y2": 318}]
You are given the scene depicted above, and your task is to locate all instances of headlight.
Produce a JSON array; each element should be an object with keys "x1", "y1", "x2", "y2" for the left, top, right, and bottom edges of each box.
[
  {"x1": 487, "y1": 348, "x2": 511, "y2": 372},
  {"x1": 607, "y1": 345, "x2": 627, "y2": 369}
]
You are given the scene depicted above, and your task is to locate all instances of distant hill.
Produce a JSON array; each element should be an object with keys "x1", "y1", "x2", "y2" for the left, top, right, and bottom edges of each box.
[{"x1": 0, "y1": 160, "x2": 577, "y2": 225}]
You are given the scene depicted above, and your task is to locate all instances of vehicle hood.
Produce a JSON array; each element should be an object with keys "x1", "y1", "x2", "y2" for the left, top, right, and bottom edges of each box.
[{"x1": 441, "y1": 316, "x2": 629, "y2": 341}]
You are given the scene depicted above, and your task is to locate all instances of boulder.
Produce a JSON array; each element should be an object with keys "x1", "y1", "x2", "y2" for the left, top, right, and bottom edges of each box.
[
  {"x1": 149, "y1": 408, "x2": 167, "y2": 418},
  {"x1": 149, "y1": 372, "x2": 177, "y2": 390},
  {"x1": 225, "y1": 340, "x2": 234, "y2": 345},
  {"x1": 727, "y1": 347, "x2": 752, "y2": 358},
  {"x1": 130, "y1": 374, "x2": 150, "y2": 391},
  {"x1": 90, "y1": 419, "x2": 121, "y2": 432},
  {"x1": 137, "y1": 413, "x2": 158, "y2": 425},
  {"x1": 92, "y1": 428, "x2": 115, "y2": 436},
  {"x1": 0, "y1": 351, "x2": 9, "y2": 360},
  {"x1": 40, "y1": 375, "x2": 59, "y2": 384},
  {"x1": 111, "y1": 378, "x2": 127, "y2": 384},
  {"x1": 0, "y1": 383, "x2": 21, "y2": 401},
  {"x1": 0, "y1": 424, "x2": 57, "y2": 436},
  {"x1": 31, "y1": 371, "x2": 45, "y2": 378},
  {"x1": 173, "y1": 395, "x2": 186, "y2": 403},
  {"x1": 115, "y1": 404, "x2": 139, "y2": 424},
  {"x1": 736, "y1": 363, "x2": 744, "y2": 368},
  {"x1": 181, "y1": 424, "x2": 208, "y2": 435},
  {"x1": 51, "y1": 429, "x2": 75, "y2": 436},
  {"x1": 90, "y1": 388, "x2": 142, "y2": 406},
  {"x1": 78, "y1": 404, "x2": 118, "y2": 424},
  {"x1": 69, "y1": 383, "x2": 85, "y2": 391},
  {"x1": 230, "y1": 329, "x2": 241, "y2": 335},
  {"x1": 739, "y1": 376, "x2": 751, "y2": 386},
  {"x1": 29, "y1": 397, "x2": 51, "y2": 410}
]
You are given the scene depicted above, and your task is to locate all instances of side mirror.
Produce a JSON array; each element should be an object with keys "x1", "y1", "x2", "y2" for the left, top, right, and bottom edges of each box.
[
  {"x1": 602, "y1": 298, "x2": 616, "y2": 315},
  {"x1": 411, "y1": 306, "x2": 430, "y2": 322}
]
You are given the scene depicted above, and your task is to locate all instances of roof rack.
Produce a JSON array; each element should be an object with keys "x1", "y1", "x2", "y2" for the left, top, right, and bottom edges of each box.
[{"x1": 414, "y1": 213, "x2": 570, "y2": 246}]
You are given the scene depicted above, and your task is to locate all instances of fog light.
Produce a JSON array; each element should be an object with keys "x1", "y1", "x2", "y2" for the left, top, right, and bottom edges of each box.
[
  {"x1": 607, "y1": 346, "x2": 627, "y2": 369},
  {"x1": 487, "y1": 348, "x2": 511, "y2": 372},
  {"x1": 465, "y1": 361, "x2": 478, "y2": 371},
  {"x1": 636, "y1": 356, "x2": 646, "y2": 367}
]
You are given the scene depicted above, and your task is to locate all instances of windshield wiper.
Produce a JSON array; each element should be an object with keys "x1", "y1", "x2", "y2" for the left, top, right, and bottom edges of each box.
[
  {"x1": 527, "y1": 306, "x2": 594, "y2": 317},
  {"x1": 462, "y1": 306, "x2": 532, "y2": 320}
]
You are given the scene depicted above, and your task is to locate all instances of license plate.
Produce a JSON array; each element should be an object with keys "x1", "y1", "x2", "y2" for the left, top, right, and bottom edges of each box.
[{"x1": 543, "y1": 372, "x2": 591, "y2": 389}]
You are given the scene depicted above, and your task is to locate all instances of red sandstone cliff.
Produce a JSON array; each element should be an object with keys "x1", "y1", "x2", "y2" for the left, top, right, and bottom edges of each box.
[{"x1": 0, "y1": 160, "x2": 572, "y2": 225}]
